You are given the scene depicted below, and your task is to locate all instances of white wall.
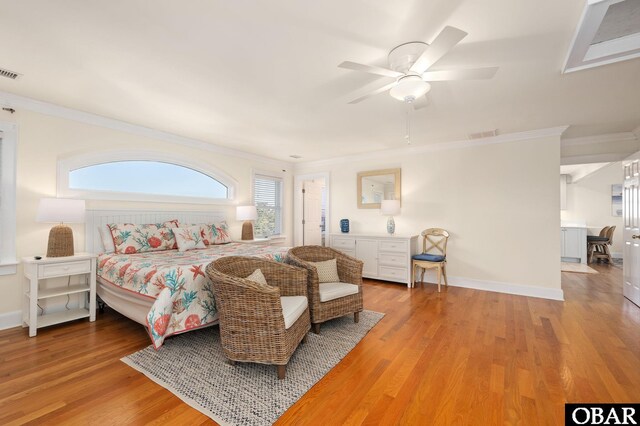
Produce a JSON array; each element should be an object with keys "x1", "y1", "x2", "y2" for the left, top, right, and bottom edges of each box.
[
  {"x1": 0, "y1": 108, "x2": 292, "y2": 319},
  {"x1": 561, "y1": 162, "x2": 624, "y2": 256},
  {"x1": 296, "y1": 132, "x2": 563, "y2": 298}
]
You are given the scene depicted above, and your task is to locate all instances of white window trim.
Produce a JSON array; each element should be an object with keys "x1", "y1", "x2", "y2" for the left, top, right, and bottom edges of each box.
[
  {"x1": 57, "y1": 149, "x2": 238, "y2": 204},
  {"x1": 0, "y1": 121, "x2": 18, "y2": 275},
  {"x1": 252, "y1": 169, "x2": 285, "y2": 237}
]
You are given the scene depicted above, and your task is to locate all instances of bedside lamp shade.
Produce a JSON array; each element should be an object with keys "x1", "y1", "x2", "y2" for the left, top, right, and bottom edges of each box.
[
  {"x1": 236, "y1": 205, "x2": 258, "y2": 240},
  {"x1": 36, "y1": 198, "x2": 85, "y2": 257},
  {"x1": 380, "y1": 199, "x2": 400, "y2": 235}
]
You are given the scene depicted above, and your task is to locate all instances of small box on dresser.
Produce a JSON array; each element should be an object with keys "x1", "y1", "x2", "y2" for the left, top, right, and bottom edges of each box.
[
  {"x1": 330, "y1": 233, "x2": 418, "y2": 287},
  {"x1": 22, "y1": 253, "x2": 97, "y2": 337}
]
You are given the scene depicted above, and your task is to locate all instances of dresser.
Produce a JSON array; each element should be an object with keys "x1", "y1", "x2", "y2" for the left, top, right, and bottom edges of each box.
[{"x1": 330, "y1": 233, "x2": 418, "y2": 287}]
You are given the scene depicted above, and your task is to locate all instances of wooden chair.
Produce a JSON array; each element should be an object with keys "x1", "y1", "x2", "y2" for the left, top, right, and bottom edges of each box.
[
  {"x1": 589, "y1": 226, "x2": 616, "y2": 263},
  {"x1": 587, "y1": 226, "x2": 609, "y2": 263},
  {"x1": 287, "y1": 246, "x2": 363, "y2": 334},
  {"x1": 412, "y1": 228, "x2": 449, "y2": 292},
  {"x1": 205, "y1": 256, "x2": 310, "y2": 379}
]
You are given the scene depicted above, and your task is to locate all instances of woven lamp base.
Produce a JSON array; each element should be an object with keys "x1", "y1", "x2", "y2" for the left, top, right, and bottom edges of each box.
[
  {"x1": 47, "y1": 224, "x2": 75, "y2": 257},
  {"x1": 241, "y1": 221, "x2": 254, "y2": 241}
]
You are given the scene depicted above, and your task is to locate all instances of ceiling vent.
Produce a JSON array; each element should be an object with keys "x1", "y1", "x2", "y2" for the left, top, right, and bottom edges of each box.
[
  {"x1": 468, "y1": 129, "x2": 498, "y2": 140},
  {"x1": 0, "y1": 67, "x2": 21, "y2": 80}
]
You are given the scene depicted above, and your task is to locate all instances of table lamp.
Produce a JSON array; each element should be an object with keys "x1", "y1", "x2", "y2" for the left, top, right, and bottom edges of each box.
[
  {"x1": 381, "y1": 199, "x2": 400, "y2": 235},
  {"x1": 236, "y1": 205, "x2": 258, "y2": 240},
  {"x1": 36, "y1": 198, "x2": 86, "y2": 257}
]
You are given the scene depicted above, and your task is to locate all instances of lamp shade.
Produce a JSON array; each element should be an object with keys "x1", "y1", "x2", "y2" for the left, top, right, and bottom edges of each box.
[
  {"x1": 381, "y1": 199, "x2": 400, "y2": 216},
  {"x1": 236, "y1": 205, "x2": 258, "y2": 221},
  {"x1": 36, "y1": 198, "x2": 85, "y2": 223}
]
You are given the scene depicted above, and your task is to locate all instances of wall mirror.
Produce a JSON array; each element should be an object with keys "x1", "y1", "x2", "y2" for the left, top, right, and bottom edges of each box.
[{"x1": 357, "y1": 168, "x2": 401, "y2": 209}]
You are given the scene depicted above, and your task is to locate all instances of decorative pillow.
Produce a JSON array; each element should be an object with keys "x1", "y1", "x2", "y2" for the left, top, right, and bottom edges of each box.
[
  {"x1": 245, "y1": 268, "x2": 268, "y2": 286},
  {"x1": 98, "y1": 225, "x2": 115, "y2": 254},
  {"x1": 309, "y1": 259, "x2": 340, "y2": 283},
  {"x1": 174, "y1": 226, "x2": 207, "y2": 252},
  {"x1": 204, "y1": 221, "x2": 232, "y2": 245},
  {"x1": 108, "y1": 221, "x2": 179, "y2": 254}
]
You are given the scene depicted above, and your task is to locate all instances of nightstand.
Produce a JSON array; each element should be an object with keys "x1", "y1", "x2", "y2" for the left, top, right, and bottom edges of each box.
[
  {"x1": 22, "y1": 253, "x2": 97, "y2": 337},
  {"x1": 232, "y1": 238, "x2": 271, "y2": 245}
]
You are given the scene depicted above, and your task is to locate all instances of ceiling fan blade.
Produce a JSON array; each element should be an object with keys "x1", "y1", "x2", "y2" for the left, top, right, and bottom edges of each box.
[
  {"x1": 339, "y1": 61, "x2": 403, "y2": 78},
  {"x1": 422, "y1": 67, "x2": 498, "y2": 81},
  {"x1": 409, "y1": 26, "x2": 468, "y2": 74},
  {"x1": 348, "y1": 81, "x2": 398, "y2": 104}
]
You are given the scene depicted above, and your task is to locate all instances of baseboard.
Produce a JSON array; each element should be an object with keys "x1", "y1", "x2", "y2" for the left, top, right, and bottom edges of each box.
[
  {"x1": 416, "y1": 271, "x2": 564, "y2": 301},
  {"x1": 612, "y1": 252, "x2": 623, "y2": 259},
  {"x1": 0, "y1": 310, "x2": 22, "y2": 330}
]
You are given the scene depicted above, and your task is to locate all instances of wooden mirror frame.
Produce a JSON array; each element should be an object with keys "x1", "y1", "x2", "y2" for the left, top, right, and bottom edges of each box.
[{"x1": 357, "y1": 168, "x2": 401, "y2": 209}]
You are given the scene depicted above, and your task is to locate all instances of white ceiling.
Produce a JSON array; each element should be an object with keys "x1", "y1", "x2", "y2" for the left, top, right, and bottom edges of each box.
[{"x1": 0, "y1": 0, "x2": 639, "y2": 162}]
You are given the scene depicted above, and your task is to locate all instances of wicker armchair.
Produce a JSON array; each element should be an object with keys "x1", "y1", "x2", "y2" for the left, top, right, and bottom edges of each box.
[
  {"x1": 287, "y1": 246, "x2": 363, "y2": 334},
  {"x1": 205, "y1": 256, "x2": 310, "y2": 379}
]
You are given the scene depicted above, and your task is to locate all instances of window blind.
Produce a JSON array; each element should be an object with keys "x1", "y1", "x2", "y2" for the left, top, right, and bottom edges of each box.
[{"x1": 253, "y1": 174, "x2": 283, "y2": 237}]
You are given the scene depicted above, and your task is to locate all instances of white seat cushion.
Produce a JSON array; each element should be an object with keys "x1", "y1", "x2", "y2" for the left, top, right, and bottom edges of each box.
[
  {"x1": 318, "y1": 282, "x2": 359, "y2": 302},
  {"x1": 280, "y1": 296, "x2": 308, "y2": 329}
]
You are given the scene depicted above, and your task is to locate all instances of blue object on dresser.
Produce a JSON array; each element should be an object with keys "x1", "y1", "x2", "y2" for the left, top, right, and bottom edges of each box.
[{"x1": 340, "y1": 219, "x2": 350, "y2": 233}]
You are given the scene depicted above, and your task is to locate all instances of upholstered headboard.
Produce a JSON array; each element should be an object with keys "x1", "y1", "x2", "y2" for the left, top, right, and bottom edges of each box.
[{"x1": 84, "y1": 209, "x2": 227, "y2": 254}]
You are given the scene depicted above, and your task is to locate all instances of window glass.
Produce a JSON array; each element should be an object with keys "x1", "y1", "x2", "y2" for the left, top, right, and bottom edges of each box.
[
  {"x1": 254, "y1": 174, "x2": 283, "y2": 237},
  {"x1": 69, "y1": 161, "x2": 228, "y2": 199}
]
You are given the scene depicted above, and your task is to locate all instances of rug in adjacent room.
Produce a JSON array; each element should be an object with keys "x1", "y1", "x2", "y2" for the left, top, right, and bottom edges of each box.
[
  {"x1": 561, "y1": 262, "x2": 598, "y2": 274},
  {"x1": 122, "y1": 310, "x2": 384, "y2": 425}
]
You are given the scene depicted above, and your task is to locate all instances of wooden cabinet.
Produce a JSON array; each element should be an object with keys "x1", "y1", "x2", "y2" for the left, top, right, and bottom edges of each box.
[
  {"x1": 330, "y1": 233, "x2": 418, "y2": 287},
  {"x1": 561, "y1": 227, "x2": 587, "y2": 264}
]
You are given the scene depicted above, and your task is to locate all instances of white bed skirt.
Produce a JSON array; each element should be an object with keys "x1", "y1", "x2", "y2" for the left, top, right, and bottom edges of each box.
[{"x1": 97, "y1": 277, "x2": 154, "y2": 326}]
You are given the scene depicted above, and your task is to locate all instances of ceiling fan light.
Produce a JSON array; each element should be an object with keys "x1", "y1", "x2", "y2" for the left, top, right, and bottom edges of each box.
[{"x1": 389, "y1": 76, "x2": 431, "y2": 102}]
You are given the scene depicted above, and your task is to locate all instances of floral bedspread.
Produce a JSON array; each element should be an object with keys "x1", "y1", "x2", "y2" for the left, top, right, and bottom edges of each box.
[{"x1": 97, "y1": 243, "x2": 289, "y2": 348}]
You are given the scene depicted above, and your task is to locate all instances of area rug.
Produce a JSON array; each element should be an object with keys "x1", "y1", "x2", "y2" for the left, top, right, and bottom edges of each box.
[
  {"x1": 122, "y1": 310, "x2": 384, "y2": 425},
  {"x1": 561, "y1": 262, "x2": 598, "y2": 274}
]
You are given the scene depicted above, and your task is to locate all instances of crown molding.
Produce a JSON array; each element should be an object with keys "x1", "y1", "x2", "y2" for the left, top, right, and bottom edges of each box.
[
  {"x1": 561, "y1": 152, "x2": 629, "y2": 166},
  {"x1": 294, "y1": 126, "x2": 569, "y2": 170},
  {"x1": 0, "y1": 90, "x2": 291, "y2": 169},
  {"x1": 561, "y1": 132, "x2": 638, "y2": 147}
]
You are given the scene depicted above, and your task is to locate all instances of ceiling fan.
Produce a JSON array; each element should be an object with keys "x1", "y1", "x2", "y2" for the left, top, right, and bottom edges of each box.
[{"x1": 339, "y1": 26, "x2": 498, "y2": 105}]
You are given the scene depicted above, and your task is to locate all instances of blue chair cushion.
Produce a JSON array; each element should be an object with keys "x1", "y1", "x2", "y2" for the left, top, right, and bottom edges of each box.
[{"x1": 412, "y1": 254, "x2": 445, "y2": 262}]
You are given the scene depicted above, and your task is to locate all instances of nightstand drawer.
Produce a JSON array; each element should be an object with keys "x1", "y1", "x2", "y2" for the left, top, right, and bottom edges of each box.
[
  {"x1": 332, "y1": 237, "x2": 355, "y2": 250},
  {"x1": 379, "y1": 241, "x2": 408, "y2": 253},
  {"x1": 38, "y1": 260, "x2": 92, "y2": 278}
]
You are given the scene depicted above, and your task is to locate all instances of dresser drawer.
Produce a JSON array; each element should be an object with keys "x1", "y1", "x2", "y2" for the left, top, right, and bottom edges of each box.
[
  {"x1": 332, "y1": 237, "x2": 355, "y2": 250},
  {"x1": 378, "y1": 266, "x2": 407, "y2": 282},
  {"x1": 379, "y1": 240, "x2": 408, "y2": 253},
  {"x1": 38, "y1": 260, "x2": 92, "y2": 279},
  {"x1": 378, "y1": 253, "x2": 407, "y2": 267}
]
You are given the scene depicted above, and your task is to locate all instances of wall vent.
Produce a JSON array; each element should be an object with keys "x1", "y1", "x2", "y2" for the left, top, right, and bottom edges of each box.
[
  {"x1": 468, "y1": 129, "x2": 498, "y2": 140},
  {"x1": 0, "y1": 68, "x2": 21, "y2": 80}
]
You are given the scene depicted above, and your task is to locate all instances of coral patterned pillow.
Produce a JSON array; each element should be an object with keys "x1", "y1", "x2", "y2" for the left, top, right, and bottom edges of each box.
[
  {"x1": 108, "y1": 221, "x2": 179, "y2": 254},
  {"x1": 174, "y1": 226, "x2": 207, "y2": 252},
  {"x1": 204, "y1": 221, "x2": 232, "y2": 245}
]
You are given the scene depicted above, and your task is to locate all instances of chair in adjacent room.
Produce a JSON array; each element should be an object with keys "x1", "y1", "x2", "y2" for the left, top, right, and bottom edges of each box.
[
  {"x1": 589, "y1": 226, "x2": 616, "y2": 263},
  {"x1": 205, "y1": 256, "x2": 310, "y2": 379},
  {"x1": 287, "y1": 246, "x2": 363, "y2": 334},
  {"x1": 412, "y1": 228, "x2": 450, "y2": 292}
]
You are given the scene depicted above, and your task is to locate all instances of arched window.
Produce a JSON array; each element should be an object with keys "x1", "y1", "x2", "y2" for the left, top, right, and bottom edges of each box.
[{"x1": 58, "y1": 151, "x2": 236, "y2": 203}]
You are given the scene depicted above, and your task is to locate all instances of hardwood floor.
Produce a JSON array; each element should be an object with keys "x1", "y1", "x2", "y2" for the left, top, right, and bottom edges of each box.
[{"x1": 1, "y1": 264, "x2": 639, "y2": 425}]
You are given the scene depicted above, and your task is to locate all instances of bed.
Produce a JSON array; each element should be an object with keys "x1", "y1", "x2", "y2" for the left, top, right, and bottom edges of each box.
[{"x1": 86, "y1": 209, "x2": 289, "y2": 348}]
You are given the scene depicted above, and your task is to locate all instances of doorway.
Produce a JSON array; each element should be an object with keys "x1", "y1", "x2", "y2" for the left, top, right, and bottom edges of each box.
[{"x1": 294, "y1": 173, "x2": 330, "y2": 247}]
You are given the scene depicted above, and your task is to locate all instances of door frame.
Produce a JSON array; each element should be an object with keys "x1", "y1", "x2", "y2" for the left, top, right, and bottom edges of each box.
[{"x1": 293, "y1": 172, "x2": 330, "y2": 247}]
